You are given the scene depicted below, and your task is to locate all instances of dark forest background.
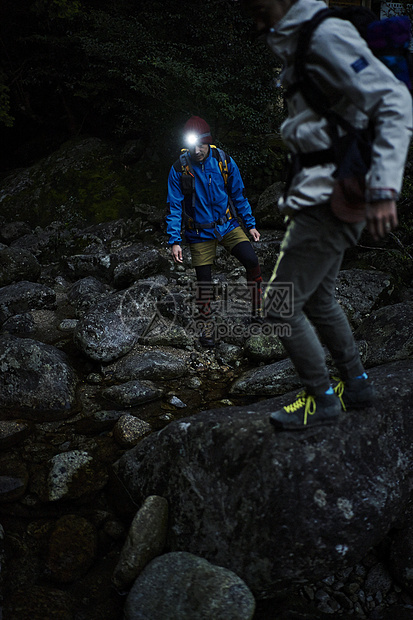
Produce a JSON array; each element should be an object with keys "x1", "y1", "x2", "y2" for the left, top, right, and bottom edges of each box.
[
  {"x1": 0, "y1": 0, "x2": 286, "y2": 187},
  {"x1": 2, "y1": 0, "x2": 413, "y2": 235}
]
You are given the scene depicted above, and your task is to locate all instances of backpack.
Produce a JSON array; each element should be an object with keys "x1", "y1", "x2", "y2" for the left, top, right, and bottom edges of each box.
[
  {"x1": 284, "y1": 8, "x2": 412, "y2": 222},
  {"x1": 172, "y1": 145, "x2": 237, "y2": 240},
  {"x1": 289, "y1": 7, "x2": 412, "y2": 118}
]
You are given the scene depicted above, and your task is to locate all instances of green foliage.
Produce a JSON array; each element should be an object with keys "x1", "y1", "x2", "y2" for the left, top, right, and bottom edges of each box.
[{"x1": 0, "y1": 0, "x2": 287, "y2": 212}]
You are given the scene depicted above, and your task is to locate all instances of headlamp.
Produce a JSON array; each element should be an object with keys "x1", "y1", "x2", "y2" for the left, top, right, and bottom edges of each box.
[{"x1": 185, "y1": 132, "x2": 199, "y2": 147}]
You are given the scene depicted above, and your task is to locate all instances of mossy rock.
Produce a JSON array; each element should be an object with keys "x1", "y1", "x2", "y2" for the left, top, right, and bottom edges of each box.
[{"x1": 0, "y1": 137, "x2": 166, "y2": 227}]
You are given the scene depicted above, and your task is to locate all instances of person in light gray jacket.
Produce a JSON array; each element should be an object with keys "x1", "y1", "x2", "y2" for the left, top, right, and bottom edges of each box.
[{"x1": 243, "y1": 0, "x2": 413, "y2": 430}]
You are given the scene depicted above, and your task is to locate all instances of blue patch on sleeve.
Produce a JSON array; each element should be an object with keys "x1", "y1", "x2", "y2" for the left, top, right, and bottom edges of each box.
[{"x1": 351, "y1": 56, "x2": 369, "y2": 73}]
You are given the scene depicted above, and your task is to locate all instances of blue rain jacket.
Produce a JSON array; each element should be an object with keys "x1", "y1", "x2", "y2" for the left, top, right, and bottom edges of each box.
[{"x1": 166, "y1": 148, "x2": 256, "y2": 245}]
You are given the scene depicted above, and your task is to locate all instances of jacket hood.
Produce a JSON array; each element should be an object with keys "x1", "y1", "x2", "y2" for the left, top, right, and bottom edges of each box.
[{"x1": 267, "y1": 0, "x2": 327, "y2": 62}]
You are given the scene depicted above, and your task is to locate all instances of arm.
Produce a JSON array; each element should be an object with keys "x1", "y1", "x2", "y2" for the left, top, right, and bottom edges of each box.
[
  {"x1": 227, "y1": 157, "x2": 259, "y2": 236},
  {"x1": 166, "y1": 166, "x2": 185, "y2": 247},
  {"x1": 309, "y1": 20, "x2": 412, "y2": 232}
]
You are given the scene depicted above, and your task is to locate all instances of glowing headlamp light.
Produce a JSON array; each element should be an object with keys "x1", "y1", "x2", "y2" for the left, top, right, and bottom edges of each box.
[{"x1": 185, "y1": 132, "x2": 199, "y2": 147}]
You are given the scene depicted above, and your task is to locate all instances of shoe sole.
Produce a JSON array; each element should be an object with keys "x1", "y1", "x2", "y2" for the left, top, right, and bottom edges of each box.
[
  {"x1": 342, "y1": 395, "x2": 376, "y2": 410},
  {"x1": 269, "y1": 414, "x2": 340, "y2": 431}
]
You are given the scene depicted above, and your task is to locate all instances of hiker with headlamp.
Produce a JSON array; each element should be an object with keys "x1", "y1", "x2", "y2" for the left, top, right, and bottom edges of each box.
[{"x1": 166, "y1": 116, "x2": 262, "y2": 347}]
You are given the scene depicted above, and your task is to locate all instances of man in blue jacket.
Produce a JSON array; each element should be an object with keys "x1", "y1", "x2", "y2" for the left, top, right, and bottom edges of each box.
[{"x1": 166, "y1": 116, "x2": 262, "y2": 346}]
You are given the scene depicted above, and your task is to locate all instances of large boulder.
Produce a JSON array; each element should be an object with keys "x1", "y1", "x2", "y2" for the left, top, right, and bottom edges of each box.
[
  {"x1": 73, "y1": 280, "x2": 168, "y2": 362},
  {"x1": 335, "y1": 269, "x2": 393, "y2": 327},
  {"x1": 102, "y1": 347, "x2": 190, "y2": 382},
  {"x1": 254, "y1": 182, "x2": 285, "y2": 229},
  {"x1": 113, "y1": 359, "x2": 413, "y2": 598},
  {"x1": 113, "y1": 248, "x2": 168, "y2": 289},
  {"x1": 0, "y1": 247, "x2": 40, "y2": 286},
  {"x1": 0, "y1": 281, "x2": 56, "y2": 325},
  {"x1": 0, "y1": 335, "x2": 78, "y2": 421},
  {"x1": 355, "y1": 302, "x2": 413, "y2": 367}
]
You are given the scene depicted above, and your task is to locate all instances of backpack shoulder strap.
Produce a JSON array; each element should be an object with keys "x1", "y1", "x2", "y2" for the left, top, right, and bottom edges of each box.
[
  {"x1": 210, "y1": 145, "x2": 230, "y2": 186},
  {"x1": 291, "y1": 8, "x2": 335, "y2": 117},
  {"x1": 210, "y1": 145, "x2": 238, "y2": 218},
  {"x1": 172, "y1": 149, "x2": 193, "y2": 173},
  {"x1": 291, "y1": 8, "x2": 367, "y2": 136}
]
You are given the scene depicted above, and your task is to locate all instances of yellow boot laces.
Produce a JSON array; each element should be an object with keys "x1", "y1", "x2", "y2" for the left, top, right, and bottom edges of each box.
[
  {"x1": 284, "y1": 391, "x2": 316, "y2": 426},
  {"x1": 332, "y1": 377, "x2": 346, "y2": 411}
]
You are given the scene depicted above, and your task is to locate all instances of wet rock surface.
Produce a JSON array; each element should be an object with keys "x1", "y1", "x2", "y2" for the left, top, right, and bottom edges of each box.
[
  {"x1": 1, "y1": 146, "x2": 413, "y2": 618},
  {"x1": 114, "y1": 360, "x2": 413, "y2": 598},
  {"x1": 124, "y1": 551, "x2": 256, "y2": 620}
]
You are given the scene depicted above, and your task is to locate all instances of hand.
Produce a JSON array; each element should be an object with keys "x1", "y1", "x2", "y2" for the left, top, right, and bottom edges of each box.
[
  {"x1": 171, "y1": 244, "x2": 183, "y2": 263},
  {"x1": 249, "y1": 228, "x2": 261, "y2": 242},
  {"x1": 366, "y1": 200, "x2": 398, "y2": 241}
]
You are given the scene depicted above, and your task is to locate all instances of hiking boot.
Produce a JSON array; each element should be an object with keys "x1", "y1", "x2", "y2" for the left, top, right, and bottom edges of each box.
[
  {"x1": 269, "y1": 390, "x2": 341, "y2": 431},
  {"x1": 333, "y1": 375, "x2": 376, "y2": 411},
  {"x1": 199, "y1": 321, "x2": 215, "y2": 348}
]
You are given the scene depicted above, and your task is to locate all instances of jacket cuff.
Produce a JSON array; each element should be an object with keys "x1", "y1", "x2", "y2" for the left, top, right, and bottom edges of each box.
[{"x1": 366, "y1": 188, "x2": 398, "y2": 203}]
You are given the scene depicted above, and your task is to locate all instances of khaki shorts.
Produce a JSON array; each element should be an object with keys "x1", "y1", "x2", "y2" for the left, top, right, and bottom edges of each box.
[{"x1": 189, "y1": 226, "x2": 249, "y2": 267}]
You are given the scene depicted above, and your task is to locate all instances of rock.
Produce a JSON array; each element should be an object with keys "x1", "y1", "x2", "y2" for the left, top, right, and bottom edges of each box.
[
  {"x1": 113, "y1": 415, "x2": 152, "y2": 448},
  {"x1": 0, "y1": 420, "x2": 33, "y2": 449},
  {"x1": 112, "y1": 495, "x2": 168, "y2": 591},
  {"x1": 364, "y1": 563, "x2": 393, "y2": 597},
  {"x1": 254, "y1": 182, "x2": 286, "y2": 229},
  {"x1": 139, "y1": 321, "x2": 194, "y2": 348},
  {"x1": 71, "y1": 410, "x2": 125, "y2": 435},
  {"x1": 355, "y1": 302, "x2": 413, "y2": 367},
  {"x1": 0, "y1": 221, "x2": 32, "y2": 243},
  {"x1": 46, "y1": 515, "x2": 98, "y2": 583},
  {"x1": 0, "y1": 280, "x2": 56, "y2": 325},
  {"x1": 73, "y1": 281, "x2": 168, "y2": 362},
  {"x1": 215, "y1": 342, "x2": 244, "y2": 366},
  {"x1": 11, "y1": 222, "x2": 74, "y2": 261},
  {"x1": 123, "y1": 552, "x2": 256, "y2": 620},
  {"x1": 132, "y1": 202, "x2": 166, "y2": 226},
  {"x1": 1, "y1": 312, "x2": 36, "y2": 335},
  {"x1": 0, "y1": 137, "x2": 119, "y2": 226},
  {"x1": 47, "y1": 450, "x2": 108, "y2": 502},
  {"x1": 113, "y1": 248, "x2": 168, "y2": 288},
  {"x1": 62, "y1": 252, "x2": 116, "y2": 282},
  {"x1": 58, "y1": 318, "x2": 78, "y2": 332},
  {"x1": 243, "y1": 333, "x2": 286, "y2": 363},
  {"x1": 168, "y1": 395, "x2": 187, "y2": 409},
  {"x1": 102, "y1": 380, "x2": 163, "y2": 408},
  {"x1": 113, "y1": 360, "x2": 413, "y2": 598},
  {"x1": 0, "y1": 335, "x2": 78, "y2": 421},
  {"x1": 230, "y1": 357, "x2": 300, "y2": 396},
  {"x1": 30, "y1": 308, "x2": 65, "y2": 344},
  {"x1": 336, "y1": 269, "x2": 393, "y2": 327},
  {"x1": 6, "y1": 585, "x2": 73, "y2": 620},
  {"x1": 102, "y1": 347, "x2": 189, "y2": 382},
  {"x1": 79, "y1": 219, "x2": 130, "y2": 244},
  {"x1": 389, "y1": 502, "x2": 413, "y2": 595},
  {"x1": 232, "y1": 340, "x2": 369, "y2": 395},
  {"x1": 0, "y1": 246, "x2": 40, "y2": 286},
  {"x1": 68, "y1": 276, "x2": 112, "y2": 317},
  {"x1": 0, "y1": 459, "x2": 29, "y2": 502}
]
